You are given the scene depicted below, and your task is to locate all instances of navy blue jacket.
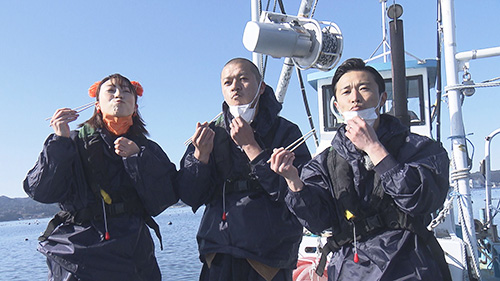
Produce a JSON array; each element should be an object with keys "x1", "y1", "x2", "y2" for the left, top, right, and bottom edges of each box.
[
  {"x1": 177, "y1": 86, "x2": 311, "y2": 269},
  {"x1": 24, "y1": 125, "x2": 178, "y2": 281},
  {"x1": 286, "y1": 114, "x2": 450, "y2": 280}
]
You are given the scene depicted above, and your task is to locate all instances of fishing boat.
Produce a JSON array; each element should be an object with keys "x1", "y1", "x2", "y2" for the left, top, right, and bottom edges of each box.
[{"x1": 242, "y1": 0, "x2": 500, "y2": 280}]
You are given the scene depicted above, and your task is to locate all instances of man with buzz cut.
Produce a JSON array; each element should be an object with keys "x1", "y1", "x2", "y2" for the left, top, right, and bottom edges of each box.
[{"x1": 177, "y1": 57, "x2": 311, "y2": 281}]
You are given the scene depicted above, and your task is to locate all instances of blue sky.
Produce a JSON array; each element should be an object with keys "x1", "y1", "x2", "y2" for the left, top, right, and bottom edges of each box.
[{"x1": 1, "y1": 1, "x2": 499, "y2": 198}]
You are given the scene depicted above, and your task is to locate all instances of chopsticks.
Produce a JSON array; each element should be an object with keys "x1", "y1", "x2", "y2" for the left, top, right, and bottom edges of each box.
[
  {"x1": 184, "y1": 112, "x2": 223, "y2": 146},
  {"x1": 44, "y1": 101, "x2": 95, "y2": 121},
  {"x1": 285, "y1": 128, "x2": 316, "y2": 152},
  {"x1": 266, "y1": 128, "x2": 315, "y2": 164}
]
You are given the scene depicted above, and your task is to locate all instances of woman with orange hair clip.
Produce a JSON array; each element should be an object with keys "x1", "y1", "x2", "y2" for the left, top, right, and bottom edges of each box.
[{"x1": 24, "y1": 74, "x2": 178, "y2": 281}]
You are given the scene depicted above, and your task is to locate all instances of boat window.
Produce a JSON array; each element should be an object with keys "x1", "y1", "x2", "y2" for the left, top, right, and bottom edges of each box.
[
  {"x1": 383, "y1": 75, "x2": 425, "y2": 126},
  {"x1": 304, "y1": 246, "x2": 317, "y2": 253},
  {"x1": 322, "y1": 75, "x2": 425, "y2": 132}
]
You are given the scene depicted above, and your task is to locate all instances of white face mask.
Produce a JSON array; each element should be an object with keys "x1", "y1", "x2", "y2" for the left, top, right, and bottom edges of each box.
[
  {"x1": 338, "y1": 94, "x2": 384, "y2": 127},
  {"x1": 228, "y1": 81, "x2": 263, "y2": 124},
  {"x1": 342, "y1": 107, "x2": 379, "y2": 127}
]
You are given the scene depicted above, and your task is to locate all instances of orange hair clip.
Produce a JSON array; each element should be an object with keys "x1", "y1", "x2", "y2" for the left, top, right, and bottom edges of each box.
[
  {"x1": 88, "y1": 81, "x2": 100, "y2": 98},
  {"x1": 88, "y1": 80, "x2": 143, "y2": 98},
  {"x1": 131, "y1": 81, "x2": 143, "y2": 97}
]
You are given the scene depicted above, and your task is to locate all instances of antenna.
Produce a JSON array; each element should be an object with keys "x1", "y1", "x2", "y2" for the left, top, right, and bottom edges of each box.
[{"x1": 367, "y1": 1, "x2": 424, "y2": 64}]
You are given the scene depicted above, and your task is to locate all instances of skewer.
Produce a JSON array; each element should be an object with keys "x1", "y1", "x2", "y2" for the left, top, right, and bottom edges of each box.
[
  {"x1": 184, "y1": 112, "x2": 223, "y2": 146},
  {"x1": 44, "y1": 101, "x2": 95, "y2": 121}
]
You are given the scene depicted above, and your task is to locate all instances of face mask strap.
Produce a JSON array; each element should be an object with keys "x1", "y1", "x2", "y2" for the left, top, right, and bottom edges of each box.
[
  {"x1": 374, "y1": 92, "x2": 385, "y2": 112},
  {"x1": 249, "y1": 77, "x2": 264, "y2": 109}
]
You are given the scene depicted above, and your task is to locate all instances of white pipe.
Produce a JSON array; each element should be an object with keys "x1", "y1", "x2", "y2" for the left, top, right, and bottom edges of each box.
[
  {"x1": 251, "y1": 0, "x2": 263, "y2": 74},
  {"x1": 275, "y1": 0, "x2": 315, "y2": 103},
  {"x1": 381, "y1": 0, "x2": 388, "y2": 63},
  {"x1": 297, "y1": 0, "x2": 313, "y2": 18},
  {"x1": 275, "y1": 58, "x2": 294, "y2": 103},
  {"x1": 456, "y1": 46, "x2": 500, "y2": 62},
  {"x1": 365, "y1": 51, "x2": 392, "y2": 63},
  {"x1": 441, "y1": 0, "x2": 481, "y2": 278},
  {"x1": 484, "y1": 128, "x2": 500, "y2": 227}
]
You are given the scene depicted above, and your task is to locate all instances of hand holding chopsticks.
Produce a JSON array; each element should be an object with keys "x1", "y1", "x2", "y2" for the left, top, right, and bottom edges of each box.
[
  {"x1": 48, "y1": 108, "x2": 83, "y2": 137},
  {"x1": 45, "y1": 101, "x2": 95, "y2": 121},
  {"x1": 267, "y1": 130, "x2": 312, "y2": 192},
  {"x1": 284, "y1": 129, "x2": 315, "y2": 153},
  {"x1": 184, "y1": 112, "x2": 223, "y2": 146},
  {"x1": 267, "y1": 129, "x2": 315, "y2": 164}
]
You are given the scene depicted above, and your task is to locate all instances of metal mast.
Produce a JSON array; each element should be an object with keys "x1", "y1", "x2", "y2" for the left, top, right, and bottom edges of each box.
[
  {"x1": 250, "y1": 0, "x2": 263, "y2": 74},
  {"x1": 440, "y1": 0, "x2": 481, "y2": 278},
  {"x1": 274, "y1": 0, "x2": 315, "y2": 103}
]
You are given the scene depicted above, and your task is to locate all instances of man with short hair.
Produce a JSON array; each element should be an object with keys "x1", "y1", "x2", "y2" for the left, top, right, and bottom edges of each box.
[
  {"x1": 178, "y1": 58, "x2": 311, "y2": 281},
  {"x1": 270, "y1": 58, "x2": 451, "y2": 281}
]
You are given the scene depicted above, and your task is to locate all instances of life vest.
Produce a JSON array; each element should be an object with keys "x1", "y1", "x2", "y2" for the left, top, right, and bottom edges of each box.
[
  {"x1": 315, "y1": 130, "x2": 451, "y2": 281},
  {"x1": 40, "y1": 124, "x2": 163, "y2": 249},
  {"x1": 209, "y1": 115, "x2": 279, "y2": 195}
]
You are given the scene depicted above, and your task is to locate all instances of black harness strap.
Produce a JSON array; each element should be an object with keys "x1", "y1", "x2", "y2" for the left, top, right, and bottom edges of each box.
[
  {"x1": 144, "y1": 216, "x2": 163, "y2": 250},
  {"x1": 72, "y1": 199, "x2": 144, "y2": 222},
  {"x1": 39, "y1": 211, "x2": 74, "y2": 242},
  {"x1": 210, "y1": 114, "x2": 280, "y2": 196},
  {"x1": 223, "y1": 179, "x2": 262, "y2": 194},
  {"x1": 210, "y1": 118, "x2": 233, "y2": 184}
]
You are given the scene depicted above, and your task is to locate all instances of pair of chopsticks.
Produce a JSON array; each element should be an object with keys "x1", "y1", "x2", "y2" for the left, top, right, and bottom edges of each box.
[
  {"x1": 266, "y1": 128, "x2": 315, "y2": 164},
  {"x1": 44, "y1": 101, "x2": 95, "y2": 121},
  {"x1": 184, "y1": 112, "x2": 223, "y2": 146},
  {"x1": 285, "y1": 128, "x2": 316, "y2": 152}
]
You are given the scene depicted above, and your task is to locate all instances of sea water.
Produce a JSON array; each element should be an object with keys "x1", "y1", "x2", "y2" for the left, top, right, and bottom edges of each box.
[
  {"x1": 0, "y1": 206, "x2": 203, "y2": 281},
  {"x1": 1, "y1": 189, "x2": 500, "y2": 281},
  {"x1": 454, "y1": 188, "x2": 500, "y2": 227}
]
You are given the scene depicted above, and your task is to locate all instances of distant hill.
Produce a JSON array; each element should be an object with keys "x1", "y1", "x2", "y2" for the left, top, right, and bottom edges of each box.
[
  {"x1": 0, "y1": 196, "x2": 59, "y2": 222},
  {"x1": 0, "y1": 196, "x2": 187, "y2": 222},
  {"x1": 469, "y1": 170, "x2": 500, "y2": 188},
  {"x1": 2, "y1": 170, "x2": 498, "y2": 222}
]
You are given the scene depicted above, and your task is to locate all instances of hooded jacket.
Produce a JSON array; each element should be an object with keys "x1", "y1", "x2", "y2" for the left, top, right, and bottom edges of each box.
[
  {"x1": 23, "y1": 125, "x2": 178, "y2": 281},
  {"x1": 177, "y1": 85, "x2": 311, "y2": 269},
  {"x1": 286, "y1": 114, "x2": 450, "y2": 280}
]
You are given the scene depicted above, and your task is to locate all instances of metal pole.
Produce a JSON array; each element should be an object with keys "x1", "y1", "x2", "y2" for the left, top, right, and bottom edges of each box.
[
  {"x1": 435, "y1": 0, "x2": 442, "y2": 142},
  {"x1": 389, "y1": 18, "x2": 409, "y2": 127},
  {"x1": 441, "y1": 0, "x2": 481, "y2": 278},
  {"x1": 251, "y1": 0, "x2": 263, "y2": 74},
  {"x1": 484, "y1": 128, "x2": 500, "y2": 228},
  {"x1": 296, "y1": 67, "x2": 319, "y2": 147},
  {"x1": 381, "y1": 0, "x2": 388, "y2": 63},
  {"x1": 275, "y1": 58, "x2": 294, "y2": 103},
  {"x1": 455, "y1": 46, "x2": 500, "y2": 62},
  {"x1": 274, "y1": 0, "x2": 314, "y2": 103}
]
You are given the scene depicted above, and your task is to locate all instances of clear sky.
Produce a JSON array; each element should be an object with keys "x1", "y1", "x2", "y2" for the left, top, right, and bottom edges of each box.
[{"x1": 1, "y1": 1, "x2": 499, "y2": 198}]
